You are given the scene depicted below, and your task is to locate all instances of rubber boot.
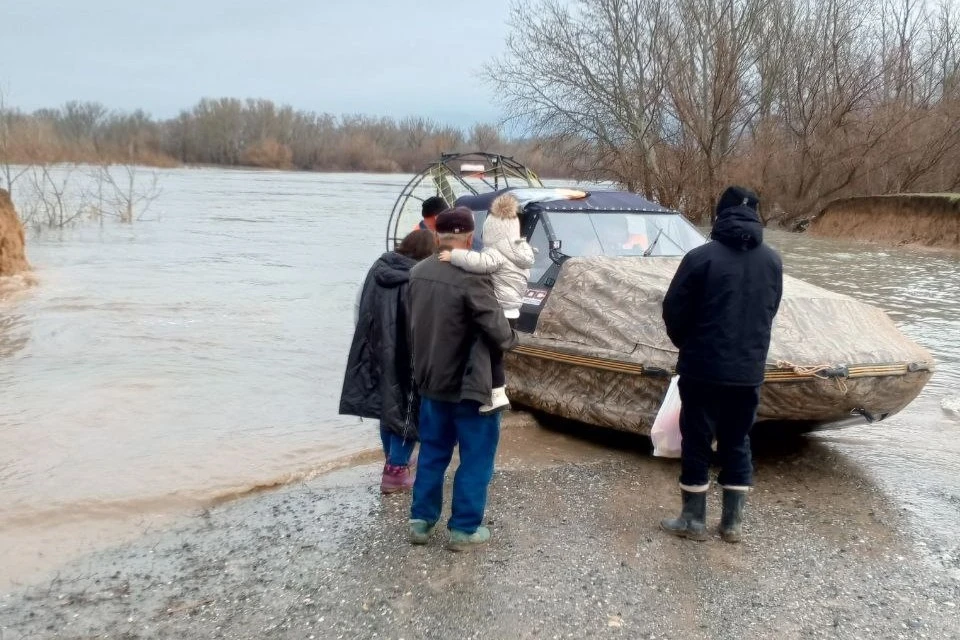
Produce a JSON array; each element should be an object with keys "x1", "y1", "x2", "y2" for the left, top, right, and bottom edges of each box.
[
  {"x1": 720, "y1": 488, "x2": 748, "y2": 543},
  {"x1": 447, "y1": 525, "x2": 491, "y2": 552},
  {"x1": 409, "y1": 519, "x2": 436, "y2": 545},
  {"x1": 660, "y1": 489, "x2": 708, "y2": 541}
]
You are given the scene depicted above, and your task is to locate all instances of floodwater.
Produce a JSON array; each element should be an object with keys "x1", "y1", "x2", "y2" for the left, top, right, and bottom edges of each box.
[
  {"x1": 767, "y1": 232, "x2": 960, "y2": 571},
  {"x1": 0, "y1": 168, "x2": 958, "y2": 586}
]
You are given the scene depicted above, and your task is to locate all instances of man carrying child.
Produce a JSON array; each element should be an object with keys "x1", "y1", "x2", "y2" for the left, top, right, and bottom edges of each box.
[
  {"x1": 405, "y1": 206, "x2": 520, "y2": 551},
  {"x1": 439, "y1": 193, "x2": 534, "y2": 413}
]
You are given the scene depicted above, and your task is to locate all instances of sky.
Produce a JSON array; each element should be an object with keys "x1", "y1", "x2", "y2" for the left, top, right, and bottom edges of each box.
[{"x1": 0, "y1": 0, "x2": 517, "y2": 127}]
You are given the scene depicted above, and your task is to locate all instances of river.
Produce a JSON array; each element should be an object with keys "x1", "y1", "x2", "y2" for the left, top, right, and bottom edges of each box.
[{"x1": 0, "y1": 168, "x2": 958, "y2": 587}]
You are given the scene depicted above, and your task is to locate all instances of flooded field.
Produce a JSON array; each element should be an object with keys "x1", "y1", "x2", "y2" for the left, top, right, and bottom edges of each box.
[{"x1": 0, "y1": 168, "x2": 958, "y2": 587}]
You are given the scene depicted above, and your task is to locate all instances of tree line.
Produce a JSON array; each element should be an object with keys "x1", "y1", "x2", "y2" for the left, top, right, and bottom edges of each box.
[
  {"x1": 487, "y1": 0, "x2": 960, "y2": 225},
  {"x1": 0, "y1": 94, "x2": 574, "y2": 192},
  {"x1": 8, "y1": 0, "x2": 960, "y2": 228}
]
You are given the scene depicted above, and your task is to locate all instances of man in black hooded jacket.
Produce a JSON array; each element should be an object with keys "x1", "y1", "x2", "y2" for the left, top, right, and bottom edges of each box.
[{"x1": 660, "y1": 186, "x2": 783, "y2": 543}]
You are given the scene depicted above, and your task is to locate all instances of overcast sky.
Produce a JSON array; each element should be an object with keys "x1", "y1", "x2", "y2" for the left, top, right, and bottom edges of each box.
[{"x1": 0, "y1": 0, "x2": 516, "y2": 127}]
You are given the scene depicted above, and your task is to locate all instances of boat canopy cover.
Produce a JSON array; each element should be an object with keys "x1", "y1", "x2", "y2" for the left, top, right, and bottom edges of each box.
[
  {"x1": 505, "y1": 256, "x2": 933, "y2": 433},
  {"x1": 456, "y1": 188, "x2": 671, "y2": 214}
]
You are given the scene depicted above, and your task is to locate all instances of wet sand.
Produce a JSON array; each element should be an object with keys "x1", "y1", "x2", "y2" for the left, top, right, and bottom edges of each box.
[
  {"x1": 2, "y1": 413, "x2": 959, "y2": 639},
  {"x1": 0, "y1": 449, "x2": 389, "y2": 593}
]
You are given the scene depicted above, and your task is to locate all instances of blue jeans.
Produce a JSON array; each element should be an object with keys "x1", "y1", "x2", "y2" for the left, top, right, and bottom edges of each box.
[
  {"x1": 379, "y1": 425, "x2": 416, "y2": 466},
  {"x1": 410, "y1": 397, "x2": 501, "y2": 533}
]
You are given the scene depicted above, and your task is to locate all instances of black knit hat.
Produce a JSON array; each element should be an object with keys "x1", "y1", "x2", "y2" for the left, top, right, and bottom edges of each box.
[
  {"x1": 421, "y1": 196, "x2": 448, "y2": 219},
  {"x1": 435, "y1": 206, "x2": 475, "y2": 234},
  {"x1": 716, "y1": 186, "x2": 759, "y2": 218}
]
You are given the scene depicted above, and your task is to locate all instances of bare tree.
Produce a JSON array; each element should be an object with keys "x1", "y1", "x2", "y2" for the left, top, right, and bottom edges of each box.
[
  {"x1": 485, "y1": 0, "x2": 677, "y2": 199},
  {"x1": 15, "y1": 156, "x2": 161, "y2": 229},
  {"x1": 665, "y1": 0, "x2": 769, "y2": 217},
  {"x1": 23, "y1": 164, "x2": 88, "y2": 229},
  {"x1": 932, "y1": 1, "x2": 960, "y2": 97},
  {"x1": 488, "y1": 0, "x2": 960, "y2": 225},
  {"x1": 0, "y1": 93, "x2": 576, "y2": 177},
  {"x1": 0, "y1": 88, "x2": 30, "y2": 196},
  {"x1": 469, "y1": 123, "x2": 504, "y2": 152},
  {"x1": 89, "y1": 163, "x2": 162, "y2": 224}
]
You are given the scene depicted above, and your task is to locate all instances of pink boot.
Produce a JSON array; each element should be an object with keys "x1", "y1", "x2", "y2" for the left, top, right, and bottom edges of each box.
[{"x1": 380, "y1": 463, "x2": 415, "y2": 494}]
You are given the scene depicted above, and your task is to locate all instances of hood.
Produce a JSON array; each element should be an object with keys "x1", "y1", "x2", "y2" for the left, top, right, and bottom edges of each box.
[
  {"x1": 372, "y1": 251, "x2": 417, "y2": 287},
  {"x1": 711, "y1": 205, "x2": 763, "y2": 250},
  {"x1": 715, "y1": 185, "x2": 759, "y2": 219},
  {"x1": 483, "y1": 213, "x2": 521, "y2": 248},
  {"x1": 490, "y1": 193, "x2": 520, "y2": 220}
]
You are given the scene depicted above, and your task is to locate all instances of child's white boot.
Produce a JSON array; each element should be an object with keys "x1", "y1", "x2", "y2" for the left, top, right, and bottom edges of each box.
[{"x1": 480, "y1": 387, "x2": 511, "y2": 415}]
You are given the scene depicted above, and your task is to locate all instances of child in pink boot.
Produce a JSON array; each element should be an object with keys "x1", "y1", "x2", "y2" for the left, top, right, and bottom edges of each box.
[{"x1": 340, "y1": 229, "x2": 436, "y2": 492}]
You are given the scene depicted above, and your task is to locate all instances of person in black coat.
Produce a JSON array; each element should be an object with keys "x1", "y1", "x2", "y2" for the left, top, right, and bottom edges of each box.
[
  {"x1": 660, "y1": 186, "x2": 784, "y2": 543},
  {"x1": 339, "y1": 229, "x2": 436, "y2": 493}
]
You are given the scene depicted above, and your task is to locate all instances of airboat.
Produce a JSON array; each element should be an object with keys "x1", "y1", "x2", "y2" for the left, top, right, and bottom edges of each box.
[{"x1": 386, "y1": 152, "x2": 934, "y2": 434}]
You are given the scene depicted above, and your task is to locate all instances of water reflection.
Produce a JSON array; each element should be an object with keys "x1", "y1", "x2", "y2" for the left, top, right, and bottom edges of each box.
[{"x1": 0, "y1": 312, "x2": 29, "y2": 359}]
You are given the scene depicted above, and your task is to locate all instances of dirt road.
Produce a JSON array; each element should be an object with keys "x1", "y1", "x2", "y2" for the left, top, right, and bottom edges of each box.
[{"x1": 2, "y1": 414, "x2": 958, "y2": 639}]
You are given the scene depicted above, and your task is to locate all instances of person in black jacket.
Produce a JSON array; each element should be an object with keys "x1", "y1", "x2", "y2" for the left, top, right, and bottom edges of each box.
[
  {"x1": 660, "y1": 186, "x2": 783, "y2": 543},
  {"x1": 339, "y1": 229, "x2": 436, "y2": 494}
]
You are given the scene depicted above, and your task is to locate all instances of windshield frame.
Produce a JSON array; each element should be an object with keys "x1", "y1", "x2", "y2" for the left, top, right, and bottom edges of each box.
[{"x1": 538, "y1": 210, "x2": 705, "y2": 266}]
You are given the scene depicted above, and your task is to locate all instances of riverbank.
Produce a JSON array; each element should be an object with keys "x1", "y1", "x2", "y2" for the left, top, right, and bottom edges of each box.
[
  {"x1": 2, "y1": 413, "x2": 958, "y2": 640},
  {"x1": 810, "y1": 194, "x2": 960, "y2": 249},
  {"x1": 0, "y1": 189, "x2": 29, "y2": 276}
]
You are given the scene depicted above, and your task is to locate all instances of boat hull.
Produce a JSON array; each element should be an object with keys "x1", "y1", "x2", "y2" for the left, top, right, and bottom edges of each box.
[{"x1": 506, "y1": 346, "x2": 932, "y2": 435}]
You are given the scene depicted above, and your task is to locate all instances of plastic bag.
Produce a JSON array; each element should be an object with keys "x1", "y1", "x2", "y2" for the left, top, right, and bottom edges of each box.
[{"x1": 651, "y1": 376, "x2": 682, "y2": 458}]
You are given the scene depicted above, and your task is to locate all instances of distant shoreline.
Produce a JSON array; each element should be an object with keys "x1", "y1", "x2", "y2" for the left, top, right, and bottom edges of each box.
[
  {"x1": 2, "y1": 157, "x2": 575, "y2": 180},
  {"x1": 2, "y1": 158, "x2": 574, "y2": 183}
]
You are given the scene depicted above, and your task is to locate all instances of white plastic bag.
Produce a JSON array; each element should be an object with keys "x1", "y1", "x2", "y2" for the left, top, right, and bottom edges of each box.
[{"x1": 651, "y1": 376, "x2": 682, "y2": 458}]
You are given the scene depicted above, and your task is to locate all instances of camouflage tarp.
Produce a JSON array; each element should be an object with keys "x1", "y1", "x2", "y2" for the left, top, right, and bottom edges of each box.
[{"x1": 505, "y1": 257, "x2": 934, "y2": 434}]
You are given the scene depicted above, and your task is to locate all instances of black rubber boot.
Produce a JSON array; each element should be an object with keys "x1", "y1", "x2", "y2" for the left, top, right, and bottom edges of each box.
[
  {"x1": 720, "y1": 488, "x2": 747, "y2": 543},
  {"x1": 660, "y1": 490, "x2": 708, "y2": 541}
]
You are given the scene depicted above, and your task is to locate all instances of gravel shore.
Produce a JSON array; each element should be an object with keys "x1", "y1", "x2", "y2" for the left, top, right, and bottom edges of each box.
[{"x1": 2, "y1": 414, "x2": 958, "y2": 639}]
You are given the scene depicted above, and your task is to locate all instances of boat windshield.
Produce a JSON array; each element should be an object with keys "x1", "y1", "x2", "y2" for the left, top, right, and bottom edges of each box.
[{"x1": 548, "y1": 212, "x2": 705, "y2": 259}]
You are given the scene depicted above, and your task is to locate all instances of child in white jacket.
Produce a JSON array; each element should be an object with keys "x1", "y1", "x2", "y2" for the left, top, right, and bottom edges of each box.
[{"x1": 439, "y1": 193, "x2": 535, "y2": 414}]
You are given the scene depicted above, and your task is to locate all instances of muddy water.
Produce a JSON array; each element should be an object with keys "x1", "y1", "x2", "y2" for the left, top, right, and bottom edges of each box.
[
  {"x1": 0, "y1": 169, "x2": 404, "y2": 585},
  {"x1": 0, "y1": 168, "x2": 958, "y2": 586},
  {"x1": 766, "y1": 232, "x2": 960, "y2": 570}
]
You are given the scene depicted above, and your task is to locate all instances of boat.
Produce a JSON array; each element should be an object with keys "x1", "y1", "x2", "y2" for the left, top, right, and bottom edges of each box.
[{"x1": 387, "y1": 152, "x2": 934, "y2": 435}]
